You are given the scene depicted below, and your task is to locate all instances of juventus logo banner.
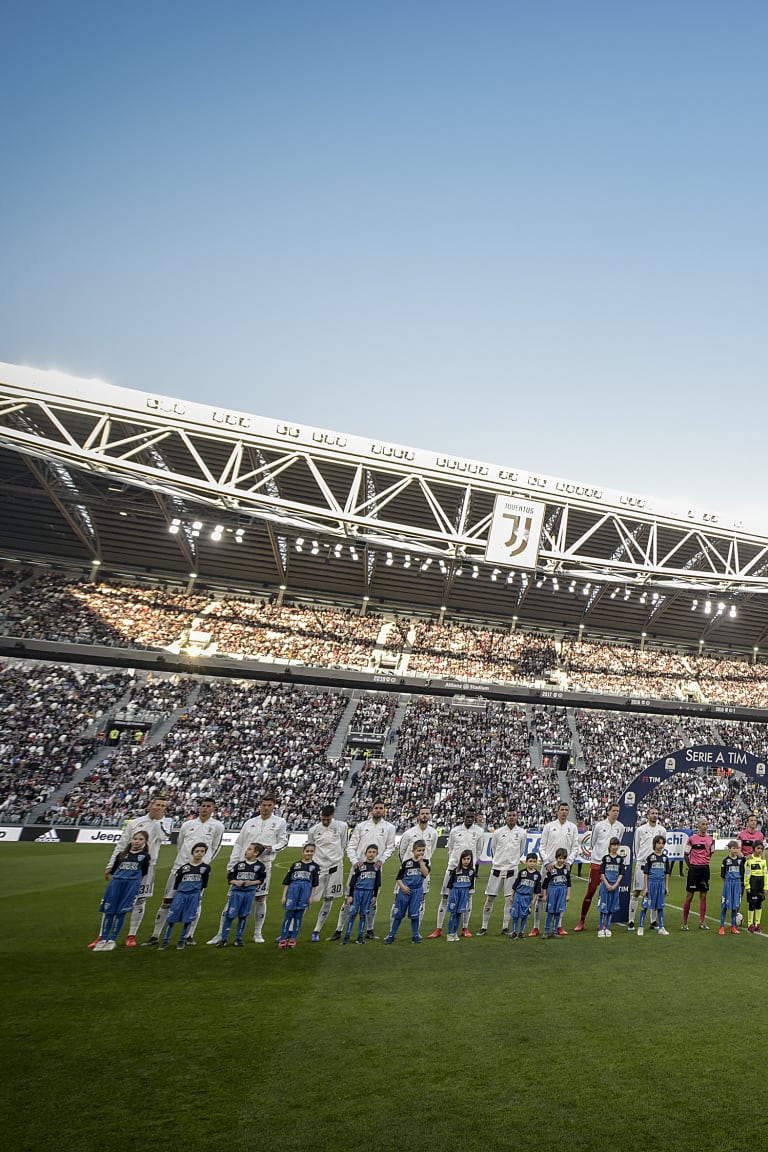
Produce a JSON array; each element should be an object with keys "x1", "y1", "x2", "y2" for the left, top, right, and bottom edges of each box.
[{"x1": 485, "y1": 495, "x2": 545, "y2": 570}]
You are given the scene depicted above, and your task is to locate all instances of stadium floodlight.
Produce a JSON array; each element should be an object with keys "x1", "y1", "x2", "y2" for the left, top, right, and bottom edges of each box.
[
  {"x1": 730, "y1": 606, "x2": 737, "y2": 618},
  {"x1": 506, "y1": 572, "x2": 514, "y2": 584},
  {"x1": 311, "y1": 541, "x2": 319, "y2": 555},
  {"x1": 455, "y1": 565, "x2": 463, "y2": 576},
  {"x1": 704, "y1": 601, "x2": 712, "y2": 614},
  {"x1": 472, "y1": 566, "x2": 479, "y2": 578},
  {"x1": 403, "y1": 555, "x2": 411, "y2": 568},
  {"x1": 211, "y1": 525, "x2": 223, "y2": 542},
  {"x1": 691, "y1": 599, "x2": 698, "y2": 610},
  {"x1": 570, "y1": 580, "x2": 577, "y2": 593}
]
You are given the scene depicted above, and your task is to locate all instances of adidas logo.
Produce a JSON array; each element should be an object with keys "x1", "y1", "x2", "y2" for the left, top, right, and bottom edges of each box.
[{"x1": 35, "y1": 829, "x2": 60, "y2": 843}]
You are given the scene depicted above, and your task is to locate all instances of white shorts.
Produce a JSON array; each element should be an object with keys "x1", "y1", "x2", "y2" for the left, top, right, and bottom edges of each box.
[
  {"x1": 316, "y1": 864, "x2": 345, "y2": 900},
  {"x1": 633, "y1": 862, "x2": 646, "y2": 891},
  {"x1": 137, "y1": 862, "x2": 157, "y2": 902},
  {"x1": 485, "y1": 867, "x2": 518, "y2": 898}
]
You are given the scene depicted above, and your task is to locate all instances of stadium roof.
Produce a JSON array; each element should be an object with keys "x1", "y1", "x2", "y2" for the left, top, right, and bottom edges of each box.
[{"x1": 2, "y1": 360, "x2": 768, "y2": 653}]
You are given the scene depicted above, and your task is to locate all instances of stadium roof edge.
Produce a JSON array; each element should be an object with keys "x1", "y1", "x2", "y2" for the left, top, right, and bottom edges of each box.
[{"x1": 0, "y1": 360, "x2": 759, "y2": 540}]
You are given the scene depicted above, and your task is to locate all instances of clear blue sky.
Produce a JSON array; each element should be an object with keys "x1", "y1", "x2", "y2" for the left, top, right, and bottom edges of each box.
[{"x1": 2, "y1": 2, "x2": 767, "y2": 525}]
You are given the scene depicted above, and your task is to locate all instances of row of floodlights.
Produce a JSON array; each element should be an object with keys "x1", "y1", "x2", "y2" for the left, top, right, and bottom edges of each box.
[
  {"x1": 691, "y1": 599, "x2": 737, "y2": 619},
  {"x1": 169, "y1": 519, "x2": 245, "y2": 543}
]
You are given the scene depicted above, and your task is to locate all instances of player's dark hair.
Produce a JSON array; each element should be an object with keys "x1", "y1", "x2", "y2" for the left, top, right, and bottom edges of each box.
[
  {"x1": 191, "y1": 842, "x2": 207, "y2": 853},
  {"x1": 413, "y1": 839, "x2": 426, "y2": 850},
  {"x1": 321, "y1": 805, "x2": 335, "y2": 818}
]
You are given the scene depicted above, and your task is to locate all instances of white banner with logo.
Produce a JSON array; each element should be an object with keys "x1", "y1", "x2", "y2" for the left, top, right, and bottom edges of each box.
[{"x1": 485, "y1": 495, "x2": 545, "y2": 570}]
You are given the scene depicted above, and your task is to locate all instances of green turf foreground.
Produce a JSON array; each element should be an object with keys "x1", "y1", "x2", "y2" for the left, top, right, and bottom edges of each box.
[{"x1": 1, "y1": 844, "x2": 764, "y2": 1152}]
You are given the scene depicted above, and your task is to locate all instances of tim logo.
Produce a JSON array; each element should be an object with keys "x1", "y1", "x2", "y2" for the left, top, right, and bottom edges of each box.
[{"x1": 504, "y1": 513, "x2": 533, "y2": 557}]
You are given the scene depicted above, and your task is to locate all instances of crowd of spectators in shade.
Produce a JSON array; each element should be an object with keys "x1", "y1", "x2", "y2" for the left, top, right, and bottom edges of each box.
[
  {"x1": 347, "y1": 695, "x2": 396, "y2": 736},
  {"x1": 531, "y1": 705, "x2": 572, "y2": 749},
  {"x1": 43, "y1": 678, "x2": 348, "y2": 829},
  {"x1": 347, "y1": 698, "x2": 560, "y2": 831},
  {"x1": 0, "y1": 660, "x2": 131, "y2": 821},
  {"x1": 0, "y1": 653, "x2": 766, "y2": 836},
  {"x1": 5, "y1": 572, "x2": 768, "y2": 708}
]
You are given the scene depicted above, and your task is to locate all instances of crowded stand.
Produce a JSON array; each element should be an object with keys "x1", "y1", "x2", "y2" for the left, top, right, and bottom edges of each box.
[
  {"x1": 116, "y1": 674, "x2": 198, "y2": 720},
  {"x1": 531, "y1": 705, "x2": 572, "y2": 749},
  {"x1": 1, "y1": 574, "x2": 209, "y2": 648},
  {"x1": 347, "y1": 695, "x2": 396, "y2": 737},
  {"x1": 0, "y1": 660, "x2": 131, "y2": 821},
  {"x1": 201, "y1": 598, "x2": 383, "y2": 667},
  {"x1": 50, "y1": 679, "x2": 348, "y2": 828},
  {"x1": 347, "y1": 698, "x2": 559, "y2": 830},
  {"x1": 406, "y1": 621, "x2": 557, "y2": 682},
  {"x1": 6, "y1": 574, "x2": 768, "y2": 708}
]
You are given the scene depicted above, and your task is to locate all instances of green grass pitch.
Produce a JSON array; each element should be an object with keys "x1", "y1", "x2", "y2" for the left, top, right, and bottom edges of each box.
[{"x1": 1, "y1": 843, "x2": 764, "y2": 1152}]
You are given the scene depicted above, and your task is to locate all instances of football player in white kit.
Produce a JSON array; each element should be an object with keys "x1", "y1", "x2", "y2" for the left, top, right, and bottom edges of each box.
[
  {"x1": 328, "y1": 800, "x2": 396, "y2": 940},
  {"x1": 532, "y1": 802, "x2": 579, "y2": 935},
  {"x1": 306, "y1": 805, "x2": 349, "y2": 941},
  {"x1": 207, "y1": 795, "x2": 288, "y2": 943},
  {"x1": 478, "y1": 807, "x2": 527, "y2": 935},
  {"x1": 142, "y1": 797, "x2": 225, "y2": 946},
  {"x1": 628, "y1": 806, "x2": 667, "y2": 929}
]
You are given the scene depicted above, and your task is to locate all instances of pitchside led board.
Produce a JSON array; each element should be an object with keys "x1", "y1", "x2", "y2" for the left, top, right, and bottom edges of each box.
[{"x1": 485, "y1": 495, "x2": 546, "y2": 570}]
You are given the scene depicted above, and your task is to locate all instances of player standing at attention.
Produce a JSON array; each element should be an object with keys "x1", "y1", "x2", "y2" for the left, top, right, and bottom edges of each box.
[
  {"x1": 681, "y1": 817, "x2": 715, "y2": 931},
  {"x1": 143, "y1": 797, "x2": 224, "y2": 947},
  {"x1": 532, "y1": 803, "x2": 578, "y2": 936},
  {"x1": 737, "y1": 813, "x2": 765, "y2": 860},
  {"x1": 719, "y1": 841, "x2": 744, "y2": 936},
  {"x1": 428, "y1": 807, "x2": 485, "y2": 939},
  {"x1": 278, "y1": 843, "x2": 320, "y2": 948},
  {"x1": 306, "y1": 806, "x2": 348, "y2": 941},
  {"x1": 217, "y1": 844, "x2": 266, "y2": 948},
  {"x1": 628, "y1": 807, "x2": 667, "y2": 930},
  {"x1": 329, "y1": 800, "x2": 395, "y2": 941},
  {"x1": 596, "y1": 837, "x2": 624, "y2": 938},
  {"x1": 91, "y1": 797, "x2": 170, "y2": 949},
  {"x1": 478, "y1": 807, "x2": 527, "y2": 936},
  {"x1": 744, "y1": 841, "x2": 768, "y2": 933},
  {"x1": 384, "y1": 840, "x2": 430, "y2": 944},
  {"x1": 636, "y1": 834, "x2": 670, "y2": 936},
  {"x1": 92, "y1": 831, "x2": 150, "y2": 951},
  {"x1": 158, "y1": 844, "x2": 211, "y2": 950},
  {"x1": 207, "y1": 794, "x2": 288, "y2": 944},
  {"x1": 541, "y1": 847, "x2": 571, "y2": 938},
  {"x1": 343, "y1": 844, "x2": 381, "y2": 944},
  {"x1": 575, "y1": 803, "x2": 624, "y2": 932},
  {"x1": 509, "y1": 853, "x2": 542, "y2": 940},
  {"x1": 446, "y1": 850, "x2": 476, "y2": 942}
]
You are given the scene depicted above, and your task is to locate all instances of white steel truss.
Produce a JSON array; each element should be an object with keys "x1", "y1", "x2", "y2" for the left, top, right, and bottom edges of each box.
[{"x1": 1, "y1": 366, "x2": 768, "y2": 596}]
